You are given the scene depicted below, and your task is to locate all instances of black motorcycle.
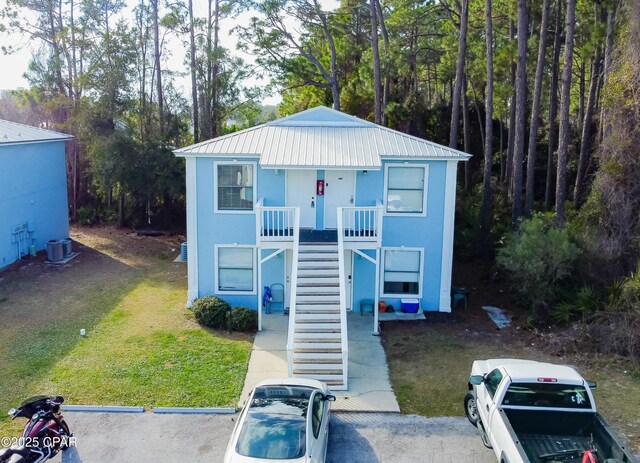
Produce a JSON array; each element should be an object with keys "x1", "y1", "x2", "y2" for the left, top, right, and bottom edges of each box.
[{"x1": 0, "y1": 396, "x2": 73, "y2": 463}]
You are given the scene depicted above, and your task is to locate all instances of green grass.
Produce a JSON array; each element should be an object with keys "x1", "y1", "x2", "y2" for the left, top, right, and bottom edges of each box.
[
  {"x1": 383, "y1": 327, "x2": 534, "y2": 417},
  {"x1": 44, "y1": 280, "x2": 251, "y2": 408},
  {"x1": 382, "y1": 321, "x2": 640, "y2": 452},
  {"x1": 0, "y1": 227, "x2": 253, "y2": 435}
]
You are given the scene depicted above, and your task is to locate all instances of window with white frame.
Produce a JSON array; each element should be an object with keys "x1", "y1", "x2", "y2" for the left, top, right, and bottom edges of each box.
[
  {"x1": 217, "y1": 164, "x2": 254, "y2": 211},
  {"x1": 382, "y1": 248, "x2": 422, "y2": 296},
  {"x1": 217, "y1": 247, "x2": 255, "y2": 292},
  {"x1": 385, "y1": 165, "x2": 427, "y2": 214}
]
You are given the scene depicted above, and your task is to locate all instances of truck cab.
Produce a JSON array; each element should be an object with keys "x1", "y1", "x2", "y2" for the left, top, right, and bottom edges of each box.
[{"x1": 465, "y1": 359, "x2": 635, "y2": 463}]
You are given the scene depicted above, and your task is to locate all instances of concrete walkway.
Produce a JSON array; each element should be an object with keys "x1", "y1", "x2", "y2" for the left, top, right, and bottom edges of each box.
[{"x1": 239, "y1": 310, "x2": 400, "y2": 412}]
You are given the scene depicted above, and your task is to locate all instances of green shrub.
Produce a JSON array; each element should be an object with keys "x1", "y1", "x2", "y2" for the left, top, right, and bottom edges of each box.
[
  {"x1": 551, "y1": 286, "x2": 605, "y2": 325},
  {"x1": 497, "y1": 213, "x2": 579, "y2": 307},
  {"x1": 575, "y1": 286, "x2": 604, "y2": 314},
  {"x1": 192, "y1": 296, "x2": 231, "y2": 329},
  {"x1": 77, "y1": 206, "x2": 98, "y2": 226},
  {"x1": 227, "y1": 307, "x2": 258, "y2": 332},
  {"x1": 551, "y1": 301, "x2": 579, "y2": 324},
  {"x1": 609, "y1": 264, "x2": 640, "y2": 312}
]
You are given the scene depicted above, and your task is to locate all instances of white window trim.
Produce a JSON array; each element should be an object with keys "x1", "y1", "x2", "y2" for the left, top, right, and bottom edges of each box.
[
  {"x1": 383, "y1": 163, "x2": 429, "y2": 217},
  {"x1": 213, "y1": 161, "x2": 258, "y2": 214},
  {"x1": 214, "y1": 245, "x2": 257, "y2": 295},
  {"x1": 380, "y1": 247, "x2": 424, "y2": 298}
]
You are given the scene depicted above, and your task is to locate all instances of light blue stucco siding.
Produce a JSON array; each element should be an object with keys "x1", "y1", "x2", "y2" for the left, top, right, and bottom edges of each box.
[
  {"x1": 0, "y1": 141, "x2": 69, "y2": 269},
  {"x1": 195, "y1": 157, "x2": 285, "y2": 308},
  {"x1": 352, "y1": 161, "x2": 447, "y2": 312}
]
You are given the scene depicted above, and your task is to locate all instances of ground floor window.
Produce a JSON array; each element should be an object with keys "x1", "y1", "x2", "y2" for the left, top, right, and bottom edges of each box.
[
  {"x1": 381, "y1": 248, "x2": 422, "y2": 296},
  {"x1": 216, "y1": 246, "x2": 255, "y2": 293}
]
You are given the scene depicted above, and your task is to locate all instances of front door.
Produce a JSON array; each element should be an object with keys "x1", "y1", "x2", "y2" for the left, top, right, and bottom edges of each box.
[
  {"x1": 324, "y1": 170, "x2": 355, "y2": 229},
  {"x1": 287, "y1": 170, "x2": 316, "y2": 228}
]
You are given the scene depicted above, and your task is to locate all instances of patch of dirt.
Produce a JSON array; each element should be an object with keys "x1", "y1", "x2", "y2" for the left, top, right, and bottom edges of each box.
[{"x1": 0, "y1": 225, "x2": 185, "y2": 327}]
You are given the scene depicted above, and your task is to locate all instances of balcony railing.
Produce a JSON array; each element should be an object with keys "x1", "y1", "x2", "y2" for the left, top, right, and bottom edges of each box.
[
  {"x1": 340, "y1": 201, "x2": 383, "y2": 247},
  {"x1": 255, "y1": 198, "x2": 296, "y2": 245}
]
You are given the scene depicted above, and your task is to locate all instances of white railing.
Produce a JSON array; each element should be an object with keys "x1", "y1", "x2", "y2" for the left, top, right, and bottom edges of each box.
[
  {"x1": 336, "y1": 208, "x2": 349, "y2": 389},
  {"x1": 286, "y1": 207, "x2": 301, "y2": 377},
  {"x1": 341, "y1": 201, "x2": 384, "y2": 247},
  {"x1": 255, "y1": 198, "x2": 296, "y2": 245}
]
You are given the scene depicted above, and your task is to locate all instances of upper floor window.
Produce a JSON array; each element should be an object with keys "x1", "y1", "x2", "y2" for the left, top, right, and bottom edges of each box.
[
  {"x1": 216, "y1": 163, "x2": 254, "y2": 212},
  {"x1": 385, "y1": 165, "x2": 428, "y2": 215}
]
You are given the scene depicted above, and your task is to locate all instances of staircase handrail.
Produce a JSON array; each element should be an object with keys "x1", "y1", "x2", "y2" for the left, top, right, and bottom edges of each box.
[
  {"x1": 336, "y1": 207, "x2": 349, "y2": 389},
  {"x1": 286, "y1": 207, "x2": 301, "y2": 376}
]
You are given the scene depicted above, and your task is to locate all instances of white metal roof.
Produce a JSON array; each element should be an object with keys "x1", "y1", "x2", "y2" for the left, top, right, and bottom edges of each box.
[
  {"x1": 174, "y1": 106, "x2": 470, "y2": 168},
  {"x1": 0, "y1": 119, "x2": 73, "y2": 146}
]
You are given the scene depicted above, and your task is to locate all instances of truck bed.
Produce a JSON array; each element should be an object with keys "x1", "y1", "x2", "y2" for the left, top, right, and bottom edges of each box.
[{"x1": 519, "y1": 433, "x2": 593, "y2": 462}]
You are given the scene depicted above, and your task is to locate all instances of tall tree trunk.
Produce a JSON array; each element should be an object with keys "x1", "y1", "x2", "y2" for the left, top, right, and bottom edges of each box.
[
  {"x1": 500, "y1": 118, "x2": 504, "y2": 183},
  {"x1": 463, "y1": 76, "x2": 471, "y2": 193},
  {"x1": 152, "y1": 0, "x2": 163, "y2": 137},
  {"x1": 574, "y1": 49, "x2": 602, "y2": 206},
  {"x1": 578, "y1": 62, "x2": 585, "y2": 131},
  {"x1": 375, "y1": 0, "x2": 390, "y2": 126},
  {"x1": 370, "y1": 0, "x2": 381, "y2": 124},
  {"x1": 480, "y1": 0, "x2": 494, "y2": 248},
  {"x1": 188, "y1": 0, "x2": 199, "y2": 143},
  {"x1": 599, "y1": 6, "x2": 616, "y2": 142},
  {"x1": 47, "y1": 3, "x2": 66, "y2": 97},
  {"x1": 511, "y1": 0, "x2": 528, "y2": 225},
  {"x1": 525, "y1": 0, "x2": 550, "y2": 216},
  {"x1": 70, "y1": 0, "x2": 79, "y2": 102},
  {"x1": 545, "y1": 0, "x2": 563, "y2": 210},
  {"x1": 506, "y1": 20, "x2": 516, "y2": 193},
  {"x1": 203, "y1": 0, "x2": 213, "y2": 140},
  {"x1": 211, "y1": 0, "x2": 221, "y2": 136},
  {"x1": 469, "y1": 80, "x2": 485, "y2": 148},
  {"x1": 449, "y1": 0, "x2": 469, "y2": 149},
  {"x1": 118, "y1": 189, "x2": 125, "y2": 228},
  {"x1": 555, "y1": 0, "x2": 577, "y2": 227}
]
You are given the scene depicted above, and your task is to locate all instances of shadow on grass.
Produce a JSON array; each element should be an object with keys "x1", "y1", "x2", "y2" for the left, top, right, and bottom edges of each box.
[{"x1": 0, "y1": 246, "x2": 142, "y2": 431}]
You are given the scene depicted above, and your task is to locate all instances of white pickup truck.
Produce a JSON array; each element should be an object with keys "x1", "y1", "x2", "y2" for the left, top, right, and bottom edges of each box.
[{"x1": 465, "y1": 359, "x2": 638, "y2": 463}]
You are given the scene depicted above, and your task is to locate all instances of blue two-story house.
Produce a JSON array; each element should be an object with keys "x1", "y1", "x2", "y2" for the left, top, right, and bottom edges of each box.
[
  {"x1": 175, "y1": 106, "x2": 469, "y2": 389},
  {"x1": 0, "y1": 120, "x2": 71, "y2": 270}
]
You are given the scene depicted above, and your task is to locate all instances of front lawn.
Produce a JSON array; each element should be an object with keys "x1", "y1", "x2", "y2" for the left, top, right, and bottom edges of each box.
[{"x1": 0, "y1": 226, "x2": 253, "y2": 435}]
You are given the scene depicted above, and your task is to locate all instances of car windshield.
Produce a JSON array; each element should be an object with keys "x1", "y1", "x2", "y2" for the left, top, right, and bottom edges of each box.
[
  {"x1": 502, "y1": 383, "x2": 592, "y2": 409},
  {"x1": 236, "y1": 386, "x2": 313, "y2": 460}
]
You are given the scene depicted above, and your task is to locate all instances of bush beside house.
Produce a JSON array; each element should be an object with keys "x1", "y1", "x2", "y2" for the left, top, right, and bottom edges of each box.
[{"x1": 192, "y1": 296, "x2": 257, "y2": 332}]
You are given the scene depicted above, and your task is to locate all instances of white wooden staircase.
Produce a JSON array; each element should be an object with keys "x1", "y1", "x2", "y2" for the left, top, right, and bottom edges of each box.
[{"x1": 290, "y1": 241, "x2": 348, "y2": 389}]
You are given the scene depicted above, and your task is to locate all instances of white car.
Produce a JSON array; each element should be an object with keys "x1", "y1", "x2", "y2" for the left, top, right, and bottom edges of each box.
[{"x1": 223, "y1": 378, "x2": 335, "y2": 463}]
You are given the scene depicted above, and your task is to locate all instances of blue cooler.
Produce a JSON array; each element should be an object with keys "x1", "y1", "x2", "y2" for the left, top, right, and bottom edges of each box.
[{"x1": 401, "y1": 298, "x2": 420, "y2": 313}]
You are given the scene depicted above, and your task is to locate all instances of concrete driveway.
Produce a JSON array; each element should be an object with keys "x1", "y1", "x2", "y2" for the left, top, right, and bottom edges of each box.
[{"x1": 50, "y1": 411, "x2": 494, "y2": 463}]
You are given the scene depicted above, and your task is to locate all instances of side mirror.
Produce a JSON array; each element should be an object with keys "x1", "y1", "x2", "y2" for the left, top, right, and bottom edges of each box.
[
  {"x1": 8, "y1": 408, "x2": 16, "y2": 416},
  {"x1": 586, "y1": 380, "x2": 597, "y2": 390},
  {"x1": 469, "y1": 375, "x2": 484, "y2": 385},
  {"x1": 325, "y1": 394, "x2": 336, "y2": 402}
]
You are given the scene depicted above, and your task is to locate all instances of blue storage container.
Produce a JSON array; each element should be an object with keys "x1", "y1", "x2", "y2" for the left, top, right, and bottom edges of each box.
[{"x1": 401, "y1": 298, "x2": 420, "y2": 313}]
